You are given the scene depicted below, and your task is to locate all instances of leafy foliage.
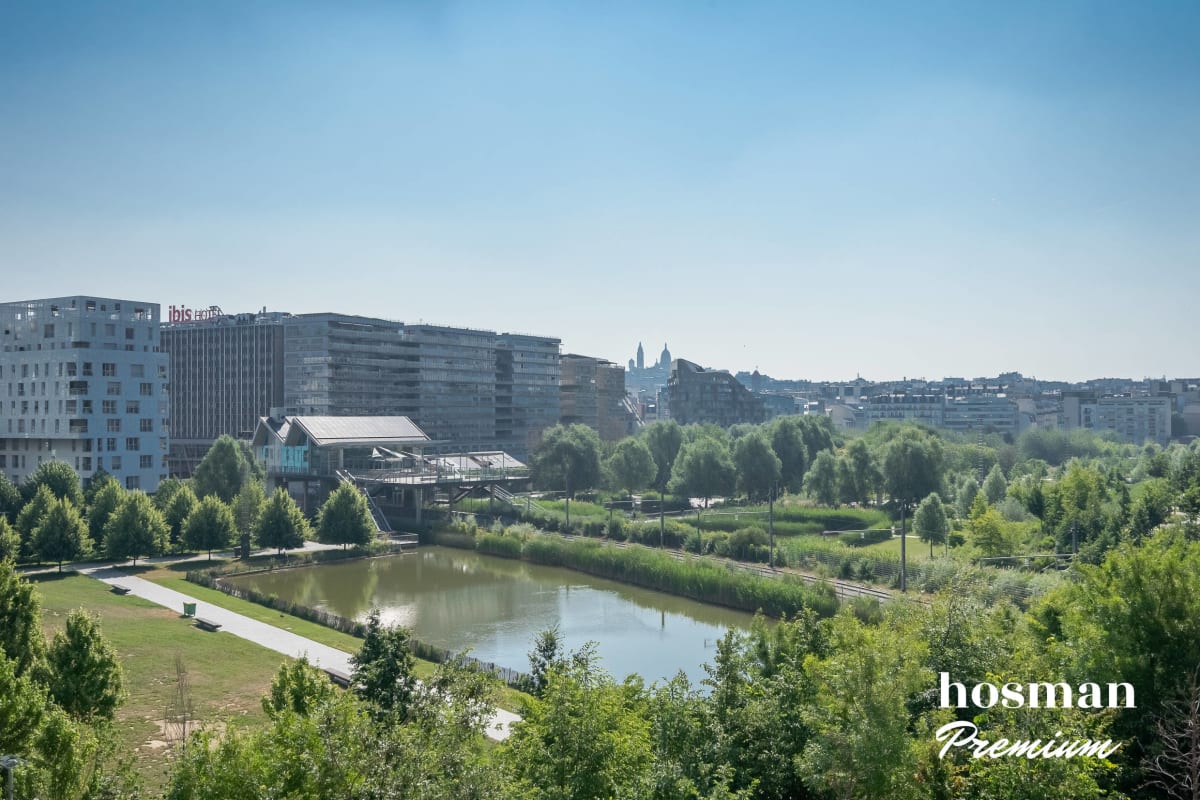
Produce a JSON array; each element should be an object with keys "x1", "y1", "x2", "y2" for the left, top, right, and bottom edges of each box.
[
  {"x1": 317, "y1": 482, "x2": 376, "y2": 549},
  {"x1": 256, "y1": 488, "x2": 310, "y2": 553},
  {"x1": 45, "y1": 609, "x2": 125, "y2": 722},
  {"x1": 104, "y1": 491, "x2": 169, "y2": 564}
]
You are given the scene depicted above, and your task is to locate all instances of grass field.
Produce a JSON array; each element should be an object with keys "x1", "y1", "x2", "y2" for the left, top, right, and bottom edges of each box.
[{"x1": 33, "y1": 573, "x2": 288, "y2": 791}]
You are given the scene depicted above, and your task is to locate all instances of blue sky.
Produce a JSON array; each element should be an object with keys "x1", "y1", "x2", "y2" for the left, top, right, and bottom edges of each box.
[{"x1": 1, "y1": 1, "x2": 1197, "y2": 382}]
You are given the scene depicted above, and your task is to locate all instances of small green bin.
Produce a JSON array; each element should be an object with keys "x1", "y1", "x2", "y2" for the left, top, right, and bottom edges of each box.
[{"x1": 183, "y1": 602, "x2": 197, "y2": 617}]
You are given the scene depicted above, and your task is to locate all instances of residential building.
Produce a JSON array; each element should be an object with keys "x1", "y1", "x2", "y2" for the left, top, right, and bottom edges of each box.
[
  {"x1": 942, "y1": 393, "x2": 1020, "y2": 437},
  {"x1": 1064, "y1": 391, "x2": 1171, "y2": 445},
  {"x1": 561, "y1": 353, "x2": 633, "y2": 442},
  {"x1": 666, "y1": 359, "x2": 766, "y2": 427},
  {"x1": 0, "y1": 296, "x2": 168, "y2": 491},
  {"x1": 864, "y1": 393, "x2": 943, "y2": 427}
]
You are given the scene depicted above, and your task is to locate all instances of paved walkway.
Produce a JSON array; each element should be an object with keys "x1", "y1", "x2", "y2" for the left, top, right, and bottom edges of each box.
[{"x1": 78, "y1": 565, "x2": 520, "y2": 741}]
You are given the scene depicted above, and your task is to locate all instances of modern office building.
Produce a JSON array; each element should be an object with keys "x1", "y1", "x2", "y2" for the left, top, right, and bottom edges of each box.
[
  {"x1": 0, "y1": 296, "x2": 169, "y2": 491},
  {"x1": 162, "y1": 310, "x2": 287, "y2": 476},
  {"x1": 666, "y1": 358, "x2": 766, "y2": 427},
  {"x1": 163, "y1": 308, "x2": 560, "y2": 468},
  {"x1": 560, "y1": 353, "x2": 633, "y2": 442}
]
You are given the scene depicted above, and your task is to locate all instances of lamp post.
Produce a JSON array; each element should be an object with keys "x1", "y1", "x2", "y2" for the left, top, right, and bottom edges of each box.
[{"x1": 1, "y1": 755, "x2": 22, "y2": 800}]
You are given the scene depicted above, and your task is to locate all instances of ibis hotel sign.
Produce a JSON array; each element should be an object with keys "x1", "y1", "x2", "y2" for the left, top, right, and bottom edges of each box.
[{"x1": 168, "y1": 305, "x2": 225, "y2": 323}]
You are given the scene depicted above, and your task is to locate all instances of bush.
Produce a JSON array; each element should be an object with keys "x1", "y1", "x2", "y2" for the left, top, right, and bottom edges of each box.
[
  {"x1": 476, "y1": 532, "x2": 523, "y2": 559},
  {"x1": 606, "y1": 518, "x2": 626, "y2": 540}
]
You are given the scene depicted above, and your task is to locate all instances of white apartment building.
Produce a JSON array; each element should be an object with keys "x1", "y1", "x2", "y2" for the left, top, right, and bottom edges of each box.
[{"x1": 0, "y1": 296, "x2": 169, "y2": 491}]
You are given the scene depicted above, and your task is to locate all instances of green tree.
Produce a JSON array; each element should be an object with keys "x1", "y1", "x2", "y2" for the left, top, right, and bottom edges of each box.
[
  {"x1": 768, "y1": 416, "x2": 810, "y2": 493},
  {"x1": 262, "y1": 657, "x2": 334, "y2": 720},
  {"x1": 0, "y1": 471, "x2": 22, "y2": 522},
  {"x1": 912, "y1": 492, "x2": 949, "y2": 557},
  {"x1": 83, "y1": 466, "x2": 116, "y2": 504},
  {"x1": 605, "y1": 437, "x2": 657, "y2": 496},
  {"x1": 86, "y1": 479, "x2": 124, "y2": 551},
  {"x1": 192, "y1": 434, "x2": 253, "y2": 503},
  {"x1": 256, "y1": 488, "x2": 310, "y2": 553},
  {"x1": 165, "y1": 484, "x2": 199, "y2": 549},
  {"x1": 153, "y1": 476, "x2": 185, "y2": 512},
  {"x1": 0, "y1": 650, "x2": 47, "y2": 758},
  {"x1": 955, "y1": 475, "x2": 980, "y2": 519},
  {"x1": 969, "y1": 504, "x2": 1014, "y2": 558},
  {"x1": 351, "y1": 609, "x2": 417, "y2": 722},
  {"x1": 22, "y1": 460, "x2": 84, "y2": 507},
  {"x1": 641, "y1": 420, "x2": 684, "y2": 491},
  {"x1": 0, "y1": 516, "x2": 19, "y2": 562},
  {"x1": 233, "y1": 480, "x2": 266, "y2": 543},
  {"x1": 844, "y1": 438, "x2": 881, "y2": 505},
  {"x1": 532, "y1": 424, "x2": 604, "y2": 498},
  {"x1": 882, "y1": 428, "x2": 944, "y2": 512},
  {"x1": 528, "y1": 625, "x2": 563, "y2": 698},
  {"x1": 45, "y1": 609, "x2": 125, "y2": 722},
  {"x1": 669, "y1": 437, "x2": 736, "y2": 506},
  {"x1": 15, "y1": 484, "x2": 55, "y2": 561},
  {"x1": 504, "y1": 644, "x2": 653, "y2": 800},
  {"x1": 104, "y1": 491, "x2": 169, "y2": 565},
  {"x1": 183, "y1": 495, "x2": 237, "y2": 560},
  {"x1": 982, "y1": 463, "x2": 1008, "y2": 504},
  {"x1": 0, "y1": 559, "x2": 45, "y2": 677},
  {"x1": 33, "y1": 497, "x2": 90, "y2": 572},
  {"x1": 317, "y1": 483, "x2": 375, "y2": 550},
  {"x1": 733, "y1": 430, "x2": 782, "y2": 502},
  {"x1": 1126, "y1": 477, "x2": 1174, "y2": 543},
  {"x1": 803, "y1": 450, "x2": 839, "y2": 507}
]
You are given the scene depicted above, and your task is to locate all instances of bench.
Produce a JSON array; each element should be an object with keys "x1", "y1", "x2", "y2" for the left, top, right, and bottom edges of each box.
[
  {"x1": 194, "y1": 617, "x2": 222, "y2": 632},
  {"x1": 324, "y1": 667, "x2": 353, "y2": 689},
  {"x1": 110, "y1": 584, "x2": 132, "y2": 595}
]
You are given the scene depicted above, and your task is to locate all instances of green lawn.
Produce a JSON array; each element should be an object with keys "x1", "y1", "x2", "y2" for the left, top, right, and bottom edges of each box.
[{"x1": 34, "y1": 573, "x2": 289, "y2": 792}]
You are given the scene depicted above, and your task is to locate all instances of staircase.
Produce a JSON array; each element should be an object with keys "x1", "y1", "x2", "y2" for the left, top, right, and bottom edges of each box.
[
  {"x1": 491, "y1": 484, "x2": 550, "y2": 515},
  {"x1": 335, "y1": 469, "x2": 393, "y2": 534}
]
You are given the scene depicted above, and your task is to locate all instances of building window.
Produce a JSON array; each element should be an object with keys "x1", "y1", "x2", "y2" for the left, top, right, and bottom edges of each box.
[
  {"x1": 82, "y1": 362, "x2": 93, "y2": 376},
  {"x1": 125, "y1": 437, "x2": 139, "y2": 451},
  {"x1": 106, "y1": 381, "x2": 120, "y2": 396},
  {"x1": 102, "y1": 400, "x2": 117, "y2": 414},
  {"x1": 102, "y1": 363, "x2": 116, "y2": 376},
  {"x1": 140, "y1": 418, "x2": 153, "y2": 432},
  {"x1": 111, "y1": 456, "x2": 122, "y2": 471},
  {"x1": 139, "y1": 454, "x2": 152, "y2": 469},
  {"x1": 125, "y1": 474, "x2": 138, "y2": 489},
  {"x1": 106, "y1": 418, "x2": 121, "y2": 433},
  {"x1": 139, "y1": 382, "x2": 152, "y2": 396}
]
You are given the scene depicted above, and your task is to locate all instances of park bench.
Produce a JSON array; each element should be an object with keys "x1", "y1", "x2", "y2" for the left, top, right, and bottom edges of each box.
[
  {"x1": 324, "y1": 667, "x2": 353, "y2": 689},
  {"x1": 110, "y1": 584, "x2": 132, "y2": 595},
  {"x1": 194, "y1": 617, "x2": 222, "y2": 632}
]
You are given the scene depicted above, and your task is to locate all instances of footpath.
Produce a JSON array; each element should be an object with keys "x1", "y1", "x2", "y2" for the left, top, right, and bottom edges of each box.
[{"x1": 75, "y1": 563, "x2": 520, "y2": 741}]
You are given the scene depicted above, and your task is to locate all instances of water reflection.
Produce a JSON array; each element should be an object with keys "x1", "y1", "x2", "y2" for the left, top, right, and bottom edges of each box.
[{"x1": 227, "y1": 546, "x2": 758, "y2": 684}]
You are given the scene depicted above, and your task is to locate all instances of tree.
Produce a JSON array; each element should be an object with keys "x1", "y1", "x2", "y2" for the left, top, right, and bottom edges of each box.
[
  {"x1": 527, "y1": 626, "x2": 563, "y2": 698},
  {"x1": 83, "y1": 468, "x2": 117, "y2": 506},
  {"x1": 33, "y1": 497, "x2": 90, "y2": 572},
  {"x1": 104, "y1": 491, "x2": 169, "y2": 565},
  {"x1": 882, "y1": 429, "x2": 944, "y2": 510},
  {"x1": 955, "y1": 476, "x2": 980, "y2": 519},
  {"x1": 15, "y1": 484, "x2": 55, "y2": 561},
  {"x1": 256, "y1": 488, "x2": 310, "y2": 553},
  {"x1": 45, "y1": 609, "x2": 125, "y2": 722},
  {"x1": 913, "y1": 493, "x2": 949, "y2": 557},
  {"x1": 0, "y1": 650, "x2": 46, "y2": 758},
  {"x1": 0, "y1": 559, "x2": 45, "y2": 677},
  {"x1": 532, "y1": 424, "x2": 603, "y2": 498},
  {"x1": 263, "y1": 657, "x2": 334, "y2": 720},
  {"x1": 768, "y1": 416, "x2": 810, "y2": 493},
  {"x1": 0, "y1": 471, "x2": 21, "y2": 522},
  {"x1": 233, "y1": 481, "x2": 266, "y2": 543},
  {"x1": 605, "y1": 437, "x2": 657, "y2": 496},
  {"x1": 844, "y1": 439, "x2": 882, "y2": 505},
  {"x1": 669, "y1": 437, "x2": 736, "y2": 506},
  {"x1": 803, "y1": 450, "x2": 839, "y2": 507},
  {"x1": 351, "y1": 609, "x2": 417, "y2": 722},
  {"x1": 0, "y1": 517, "x2": 19, "y2": 562},
  {"x1": 86, "y1": 479, "x2": 124, "y2": 551},
  {"x1": 642, "y1": 420, "x2": 684, "y2": 491},
  {"x1": 982, "y1": 463, "x2": 1008, "y2": 504},
  {"x1": 165, "y1": 484, "x2": 199, "y2": 550},
  {"x1": 734, "y1": 431, "x2": 782, "y2": 502},
  {"x1": 192, "y1": 434, "x2": 253, "y2": 503},
  {"x1": 504, "y1": 644, "x2": 653, "y2": 800},
  {"x1": 153, "y1": 476, "x2": 185, "y2": 512},
  {"x1": 317, "y1": 483, "x2": 375, "y2": 550},
  {"x1": 22, "y1": 460, "x2": 84, "y2": 508},
  {"x1": 183, "y1": 495, "x2": 236, "y2": 560},
  {"x1": 969, "y1": 504, "x2": 1013, "y2": 558}
]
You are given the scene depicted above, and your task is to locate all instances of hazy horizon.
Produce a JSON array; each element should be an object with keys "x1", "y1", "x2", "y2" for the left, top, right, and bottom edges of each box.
[{"x1": 2, "y1": 2, "x2": 1197, "y2": 383}]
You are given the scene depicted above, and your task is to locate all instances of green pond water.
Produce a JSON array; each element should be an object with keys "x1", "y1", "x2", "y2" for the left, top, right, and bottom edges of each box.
[{"x1": 225, "y1": 545, "x2": 759, "y2": 684}]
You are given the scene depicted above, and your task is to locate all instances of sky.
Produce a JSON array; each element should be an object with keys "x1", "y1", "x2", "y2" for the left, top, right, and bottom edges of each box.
[{"x1": 1, "y1": 1, "x2": 1197, "y2": 383}]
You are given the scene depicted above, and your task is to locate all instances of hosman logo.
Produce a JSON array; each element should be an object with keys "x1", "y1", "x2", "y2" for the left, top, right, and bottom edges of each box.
[{"x1": 934, "y1": 673, "x2": 1131, "y2": 759}]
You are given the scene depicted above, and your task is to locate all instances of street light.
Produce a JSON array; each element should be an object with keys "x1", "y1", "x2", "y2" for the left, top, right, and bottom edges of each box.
[{"x1": 1, "y1": 755, "x2": 23, "y2": 800}]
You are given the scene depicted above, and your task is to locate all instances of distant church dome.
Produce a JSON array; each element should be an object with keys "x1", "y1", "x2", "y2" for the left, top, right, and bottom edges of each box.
[{"x1": 660, "y1": 343, "x2": 671, "y2": 368}]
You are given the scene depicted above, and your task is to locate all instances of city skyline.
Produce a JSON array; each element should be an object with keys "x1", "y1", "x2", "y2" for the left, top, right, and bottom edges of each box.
[{"x1": 2, "y1": 2, "x2": 1197, "y2": 382}]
